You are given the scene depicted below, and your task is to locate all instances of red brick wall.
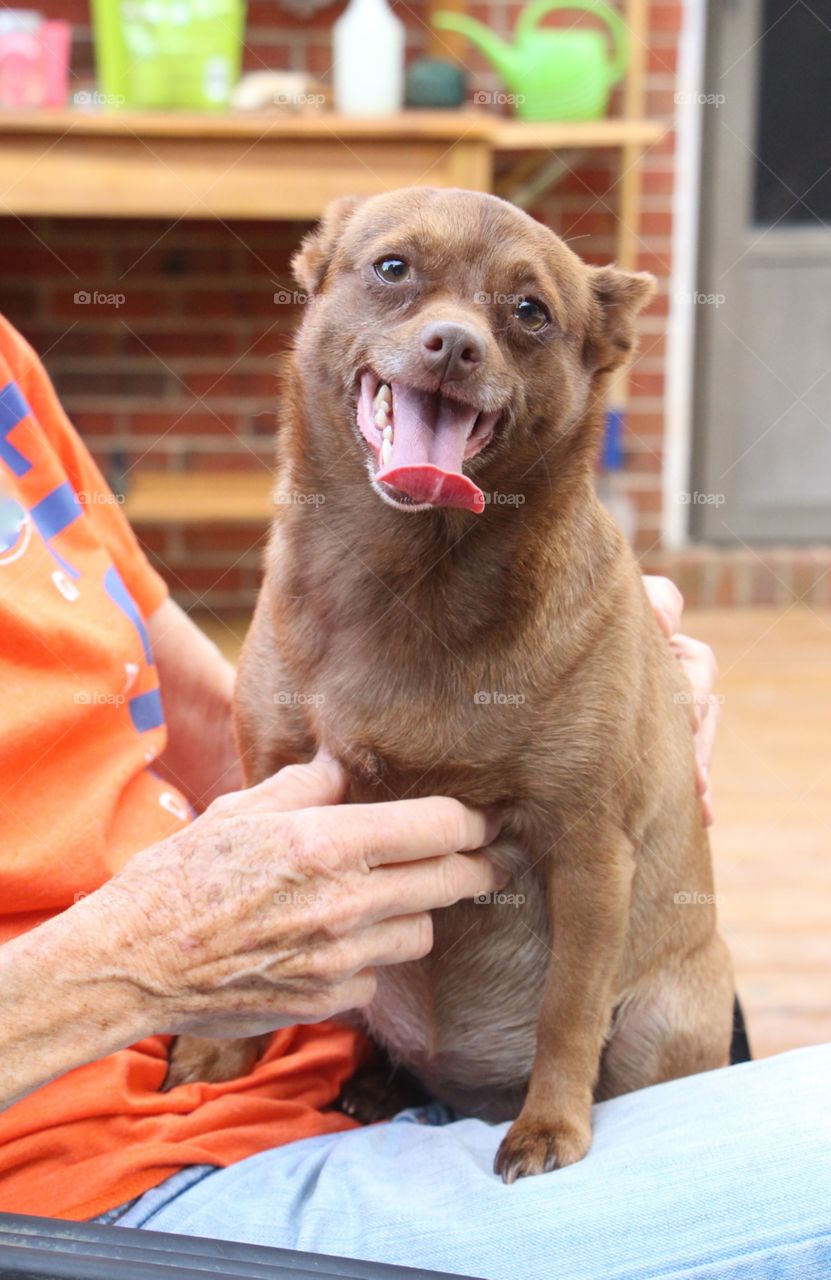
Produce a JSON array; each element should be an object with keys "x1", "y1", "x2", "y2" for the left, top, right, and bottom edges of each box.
[{"x1": 0, "y1": 0, "x2": 684, "y2": 609}]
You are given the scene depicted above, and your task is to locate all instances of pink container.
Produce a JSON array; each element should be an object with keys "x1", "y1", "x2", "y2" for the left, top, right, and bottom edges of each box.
[
  {"x1": 0, "y1": 11, "x2": 71, "y2": 108},
  {"x1": 0, "y1": 11, "x2": 43, "y2": 107},
  {"x1": 40, "y1": 20, "x2": 71, "y2": 107}
]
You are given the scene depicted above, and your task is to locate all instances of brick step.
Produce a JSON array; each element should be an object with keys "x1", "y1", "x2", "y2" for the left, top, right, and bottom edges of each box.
[{"x1": 640, "y1": 547, "x2": 831, "y2": 609}]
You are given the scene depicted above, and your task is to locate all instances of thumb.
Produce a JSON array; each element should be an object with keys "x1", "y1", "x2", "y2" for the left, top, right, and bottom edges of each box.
[{"x1": 249, "y1": 758, "x2": 349, "y2": 812}]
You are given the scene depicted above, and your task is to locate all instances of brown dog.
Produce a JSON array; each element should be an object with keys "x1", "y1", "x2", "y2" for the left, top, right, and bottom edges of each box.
[{"x1": 166, "y1": 187, "x2": 734, "y2": 1181}]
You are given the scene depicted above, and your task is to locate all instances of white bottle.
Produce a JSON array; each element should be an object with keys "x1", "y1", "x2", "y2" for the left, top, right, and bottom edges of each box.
[{"x1": 333, "y1": 0, "x2": 405, "y2": 117}]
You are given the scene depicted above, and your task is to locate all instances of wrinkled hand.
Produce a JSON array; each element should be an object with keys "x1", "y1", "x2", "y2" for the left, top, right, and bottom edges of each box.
[
  {"x1": 643, "y1": 575, "x2": 719, "y2": 825},
  {"x1": 98, "y1": 759, "x2": 503, "y2": 1039}
]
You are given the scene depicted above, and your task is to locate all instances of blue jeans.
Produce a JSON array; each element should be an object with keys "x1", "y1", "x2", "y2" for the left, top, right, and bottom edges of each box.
[{"x1": 110, "y1": 1043, "x2": 831, "y2": 1278}]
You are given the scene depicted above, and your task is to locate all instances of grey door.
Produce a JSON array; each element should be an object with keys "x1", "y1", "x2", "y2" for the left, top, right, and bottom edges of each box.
[{"x1": 694, "y1": 0, "x2": 831, "y2": 541}]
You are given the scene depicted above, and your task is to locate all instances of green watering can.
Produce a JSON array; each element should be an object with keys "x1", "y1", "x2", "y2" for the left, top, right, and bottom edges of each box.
[{"x1": 433, "y1": 0, "x2": 628, "y2": 122}]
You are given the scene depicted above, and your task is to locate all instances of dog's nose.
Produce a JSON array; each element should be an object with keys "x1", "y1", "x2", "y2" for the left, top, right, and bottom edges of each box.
[{"x1": 419, "y1": 321, "x2": 485, "y2": 382}]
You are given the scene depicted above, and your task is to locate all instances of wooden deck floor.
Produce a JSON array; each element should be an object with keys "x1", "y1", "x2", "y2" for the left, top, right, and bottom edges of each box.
[
  {"x1": 198, "y1": 605, "x2": 831, "y2": 1062},
  {"x1": 690, "y1": 608, "x2": 831, "y2": 1059}
]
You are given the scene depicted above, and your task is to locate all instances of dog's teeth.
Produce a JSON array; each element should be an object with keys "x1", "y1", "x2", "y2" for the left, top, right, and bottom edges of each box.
[
  {"x1": 383, "y1": 424, "x2": 393, "y2": 443},
  {"x1": 374, "y1": 409, "x2": 389, "y2": 429},
  {"x1": 381, "y1": 438, "x2": 392, "y2": 466},
  {"x1": 373, "y1": 386, "x2": 391, "y2": 414}
]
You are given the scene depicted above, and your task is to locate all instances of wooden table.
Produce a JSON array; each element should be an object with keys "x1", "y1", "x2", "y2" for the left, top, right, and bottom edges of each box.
[{"x1": 0, "y1": 109, "x2": 663, "y2": 221}]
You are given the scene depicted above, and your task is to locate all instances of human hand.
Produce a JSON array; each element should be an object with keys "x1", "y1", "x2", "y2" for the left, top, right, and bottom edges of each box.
[
  {"x1": 643, "y1": 575, "x2": 719, "y2": 825},
  {"x1": 97, "y1": 759, "x2": 503, "y2": 1038}
]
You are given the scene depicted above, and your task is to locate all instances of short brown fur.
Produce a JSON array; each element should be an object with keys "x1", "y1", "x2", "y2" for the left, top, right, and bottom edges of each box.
[{"x1": 167, "y1": 188, "x2": 733, "y2": 1180}]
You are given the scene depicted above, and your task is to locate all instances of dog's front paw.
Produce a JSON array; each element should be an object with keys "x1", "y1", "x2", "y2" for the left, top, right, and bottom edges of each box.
[{"x1": 494, "y1": 1116, "x2": 591, "y2": 1184}]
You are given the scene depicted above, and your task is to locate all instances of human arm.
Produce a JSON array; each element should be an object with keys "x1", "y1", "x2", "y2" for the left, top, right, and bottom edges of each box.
[
  {"x1": 148, "y1": 597, "x2": 243, "y2": 809},
  {"x1": 0, "y1": 760, "x2": 501, "y2": 1112}
]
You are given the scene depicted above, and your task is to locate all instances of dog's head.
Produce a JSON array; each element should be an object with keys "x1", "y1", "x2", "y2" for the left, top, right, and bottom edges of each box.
[{"x1": 291, "y1": 188, "x2": 654, "y2": 515}]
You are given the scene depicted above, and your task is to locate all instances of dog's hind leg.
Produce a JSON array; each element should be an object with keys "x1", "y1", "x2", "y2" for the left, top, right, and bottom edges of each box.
[
  {"x1": 163, "y1": 1033, "x2": 269, "y2": 1091},
  {"x1": 596, "y1": 934, "x2": 734, "y2": 1101},
  {"x1": 337, "y1": 1049, "x2": 431, "y2": 1124}
]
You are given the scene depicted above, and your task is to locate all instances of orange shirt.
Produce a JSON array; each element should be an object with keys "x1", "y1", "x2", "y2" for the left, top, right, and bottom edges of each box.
[{"x1": 0, "y1": 316, "x2": 365, "y2": 1220}]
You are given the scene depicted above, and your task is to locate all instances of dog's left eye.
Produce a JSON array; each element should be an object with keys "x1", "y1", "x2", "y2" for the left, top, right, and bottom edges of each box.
[
  {"x1": 514, "y1": 298, "x2": 550, "y2": 332},
  {"x1": 374, "y1": 257, "x2": 410, "y2": 284}
]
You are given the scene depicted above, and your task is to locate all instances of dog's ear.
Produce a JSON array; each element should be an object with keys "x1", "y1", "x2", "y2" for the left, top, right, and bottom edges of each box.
[
  {"x1": 292, "y1": 196, "x2": 364, "y2": 295},
  {"x1": 583, "y1": 266, "x2": 656, "y2": 374}
]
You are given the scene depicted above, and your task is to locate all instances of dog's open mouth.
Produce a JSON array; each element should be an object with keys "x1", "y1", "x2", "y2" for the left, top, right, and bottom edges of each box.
[{"x1": 356, "y1": 371, "x2": 499, "y2": 515}]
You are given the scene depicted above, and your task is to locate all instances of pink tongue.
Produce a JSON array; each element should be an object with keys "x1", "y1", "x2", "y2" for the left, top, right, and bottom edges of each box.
[
  {"x1": 376, "y1": 464, "x2": 484, "y2": 514},
  {"x1": 375, "y1": 382, "x2": 485, "y2": 515}
]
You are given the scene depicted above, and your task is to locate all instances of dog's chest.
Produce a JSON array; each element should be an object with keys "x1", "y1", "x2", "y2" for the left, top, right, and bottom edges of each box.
[
  {"x1": 365, "y1": 867, "x2": 551, "y2": 1116},
  {"x1": 271, "y1": 522, "x2": 576, "y2": 797},
  {"x1": 295, "y1": 630, "x2": 549, "y2": 791}
]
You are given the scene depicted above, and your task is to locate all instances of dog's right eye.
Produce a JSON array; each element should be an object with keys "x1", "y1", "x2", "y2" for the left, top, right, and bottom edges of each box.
[
  {"x1": 514, "y1": 298, "x2": 550, "y2": 333},
  {"x1": 374, "y1": 257, "x2": 410, "y2": 284}
]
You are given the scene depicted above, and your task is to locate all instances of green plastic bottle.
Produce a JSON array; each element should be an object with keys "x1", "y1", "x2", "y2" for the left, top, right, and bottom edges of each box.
[{"x1": 91, "y1": 0, "x2": 246, "y2": 111}]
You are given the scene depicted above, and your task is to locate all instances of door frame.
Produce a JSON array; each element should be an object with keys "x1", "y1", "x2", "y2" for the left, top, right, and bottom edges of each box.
[{"x1": 661, "y1": 0, "x2": 708, "y2": 549}]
